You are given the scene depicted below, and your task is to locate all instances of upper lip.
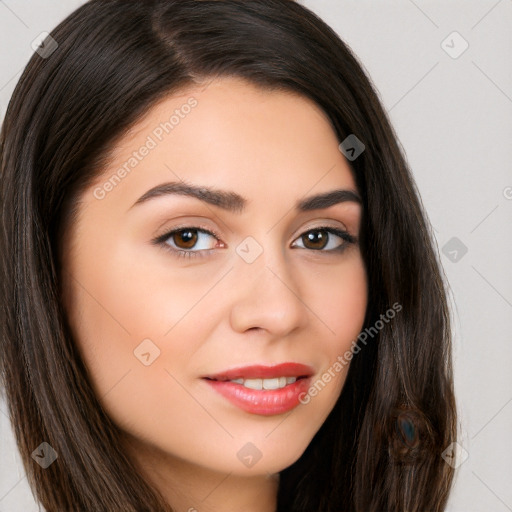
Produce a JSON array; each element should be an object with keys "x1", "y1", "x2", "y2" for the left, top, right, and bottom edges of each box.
[{"x1": 204, "y1": 362, "x2": 315, "y2": 381}]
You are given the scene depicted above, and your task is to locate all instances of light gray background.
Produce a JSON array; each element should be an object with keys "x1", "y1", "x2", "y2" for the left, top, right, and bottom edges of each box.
[{"x1": 1, "y1": 1, "x2": 511, "y2": 511}]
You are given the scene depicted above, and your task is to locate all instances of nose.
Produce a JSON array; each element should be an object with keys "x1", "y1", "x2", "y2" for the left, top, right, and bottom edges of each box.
[{"x1": 228, "y1": 243, "x2": 309, "y2": 338}]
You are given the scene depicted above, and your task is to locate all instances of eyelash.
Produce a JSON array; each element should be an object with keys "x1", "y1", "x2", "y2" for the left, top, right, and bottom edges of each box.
[{"x1": 151, "y1": 224, "x2": 357, "y2": 260}]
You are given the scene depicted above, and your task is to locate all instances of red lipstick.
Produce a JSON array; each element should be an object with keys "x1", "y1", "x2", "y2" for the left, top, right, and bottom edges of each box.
[{"x1": 203, "y1": 363, "x2": 314, "y2": 416}]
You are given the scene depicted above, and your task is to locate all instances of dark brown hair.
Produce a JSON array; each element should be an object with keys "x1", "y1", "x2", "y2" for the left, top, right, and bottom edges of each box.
[{"x1": 0, "y1": 1, "x2": 457, "y2": 510}]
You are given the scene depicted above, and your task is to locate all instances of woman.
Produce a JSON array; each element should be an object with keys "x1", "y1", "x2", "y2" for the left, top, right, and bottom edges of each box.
[{"x1": 0, "y1": 0, "x2": 457, "y2": 510}]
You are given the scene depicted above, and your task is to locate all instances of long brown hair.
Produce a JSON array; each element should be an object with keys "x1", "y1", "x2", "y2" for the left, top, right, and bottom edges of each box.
[{"x1": 0, "y1": 1, "x2": 457, "y2": 510}]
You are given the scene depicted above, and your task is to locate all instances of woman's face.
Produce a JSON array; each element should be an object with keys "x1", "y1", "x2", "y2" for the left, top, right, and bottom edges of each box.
[{"x1": 60, "y1": 76, "x2": 367, "y2": 480}]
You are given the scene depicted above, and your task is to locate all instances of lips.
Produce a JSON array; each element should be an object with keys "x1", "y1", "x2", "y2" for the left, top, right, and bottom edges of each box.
[{"x1": 203, "y1": 363, "x2": 314, "y2": 416}]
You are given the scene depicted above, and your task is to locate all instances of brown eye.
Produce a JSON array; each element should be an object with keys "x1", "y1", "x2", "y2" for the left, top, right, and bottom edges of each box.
[
  {"x1": 154, "y1": 226, "x2": 221, "y2": 257},
  {"x1": 172, "y1": 229, "x2": 199, "y2": 249},
  {"x1": 301, "y1": 229, "x2": 329, "y2": 250},
  {"x1": 292, "y1": 227, "x2": 355, "y2": 252}
]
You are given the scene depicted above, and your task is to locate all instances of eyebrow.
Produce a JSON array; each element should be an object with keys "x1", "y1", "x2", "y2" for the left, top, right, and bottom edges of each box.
[{"x1": 129, "y1": 181, "x2": 362, "y2": 213}]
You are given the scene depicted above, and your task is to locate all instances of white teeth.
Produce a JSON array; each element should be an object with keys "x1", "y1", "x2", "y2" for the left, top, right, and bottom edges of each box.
[
  {"x1": 243, "y1": 378, "x2": 263, "y2": 390},
  {"x1": 263, "y1": 378, "x2": 280, "y2": 390},
  {"x1": 229, "y1": 376, "x2": 299, "y2": 390}
]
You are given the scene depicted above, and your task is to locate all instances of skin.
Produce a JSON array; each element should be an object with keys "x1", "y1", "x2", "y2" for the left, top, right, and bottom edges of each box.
[{"x1": 60, "y1": 76, "x2": 368, "y2": 512}]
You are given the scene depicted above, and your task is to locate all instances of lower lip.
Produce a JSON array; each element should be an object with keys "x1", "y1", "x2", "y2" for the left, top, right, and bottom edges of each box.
[{"x1": 204, "y1": 377, "x2": 311, "y2": 416}]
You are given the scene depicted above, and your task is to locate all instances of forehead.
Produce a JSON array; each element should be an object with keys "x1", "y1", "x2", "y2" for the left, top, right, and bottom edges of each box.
[{"x1": 87, "y1": 76, "x2": 358, "y2": 214}]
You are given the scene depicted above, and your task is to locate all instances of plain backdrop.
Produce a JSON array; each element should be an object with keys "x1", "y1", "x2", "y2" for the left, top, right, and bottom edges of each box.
[{"x1": 1, "y1": 1, "x2": 511, "y2": 511}]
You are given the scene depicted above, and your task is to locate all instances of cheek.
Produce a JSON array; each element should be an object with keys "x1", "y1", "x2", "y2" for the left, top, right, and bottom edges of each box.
[
  {"x1": 306, "y1": 253, "x2": 368, "y2": 349},
  {"x1": 301, "y1": 254, "x2": 367, "y2": 396},
  {"x1": 68, "y1": 244, "x2": 207, "y2": 353},
  {"x1": 65, "y1": 266, "x2": 210, "y2": 446},
  {"x1": 63, "y1": 244, "x2": 219, "y2": 425}
]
